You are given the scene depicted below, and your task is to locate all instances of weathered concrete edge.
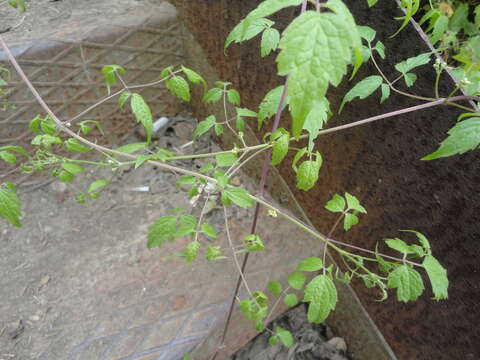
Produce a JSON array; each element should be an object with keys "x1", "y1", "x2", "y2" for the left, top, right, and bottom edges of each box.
[{"x1": 178, "y1": 22, "x2": 397, "y2": 360}]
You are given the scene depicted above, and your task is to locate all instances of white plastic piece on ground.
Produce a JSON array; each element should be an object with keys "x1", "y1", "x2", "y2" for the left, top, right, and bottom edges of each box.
[{"x1": 153, "y1": 117, "x2": 169, "y2": 134}]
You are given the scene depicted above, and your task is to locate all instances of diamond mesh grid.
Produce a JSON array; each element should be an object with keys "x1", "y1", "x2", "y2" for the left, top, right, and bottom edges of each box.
[{"x1": 0, "y1": 3, "x2": 185, "y2": 185}]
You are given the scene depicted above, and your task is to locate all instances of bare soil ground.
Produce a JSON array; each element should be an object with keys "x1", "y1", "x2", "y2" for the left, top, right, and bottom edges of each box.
[
  {"x1": 1, "y1": 0, "x2": 165, "y2": 38},
  {"x1": 0, "y1": 113, "x2": 253, "y2": 360}
]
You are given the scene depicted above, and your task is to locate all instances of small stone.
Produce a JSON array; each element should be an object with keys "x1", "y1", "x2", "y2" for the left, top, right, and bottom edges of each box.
[
  {"x1": 43, "y1": 225, "x2": 53, "y2": 233},
  {"x1": 38, "y1": 275, "x2": 51, "y2": 288},
  {"x1": 29, "y1": 315, "x2": 40, "y2": 322},
  {"x1": 327, "y1": 337, "x2": 347, "y2": 353},
  {"x1": 51, "y1": 181, "x2": 67, "y2": 193}
]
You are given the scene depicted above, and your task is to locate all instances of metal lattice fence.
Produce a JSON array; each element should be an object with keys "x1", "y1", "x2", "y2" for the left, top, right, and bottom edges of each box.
[{"x1": 0, "y1": 2, "x2": 185, "y2": 185}]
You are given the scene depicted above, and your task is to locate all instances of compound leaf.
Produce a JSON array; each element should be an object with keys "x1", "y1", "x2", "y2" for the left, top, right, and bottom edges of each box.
[{"x1": 277, "y1": 6, "x2": 361, "y2": 138}]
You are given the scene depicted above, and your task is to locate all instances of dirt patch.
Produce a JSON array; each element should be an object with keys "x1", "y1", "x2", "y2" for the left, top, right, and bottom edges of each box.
[
  {"x1": 0, "y1": 112, "x2": 253, "y2": 359},
  {"x1": 0, "y1": 0, "x2": 165, "y2": 39}
]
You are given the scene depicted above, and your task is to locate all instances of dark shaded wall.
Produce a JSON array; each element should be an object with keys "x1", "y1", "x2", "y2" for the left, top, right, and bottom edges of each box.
[{"x1": 172, "y1": 1, "x2": 480, "y2": 359}]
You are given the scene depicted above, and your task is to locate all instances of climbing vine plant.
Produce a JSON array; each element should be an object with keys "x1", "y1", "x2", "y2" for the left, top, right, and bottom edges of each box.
[{"x1": 4, "y1": 0, "x2": 480, "y2": 356}]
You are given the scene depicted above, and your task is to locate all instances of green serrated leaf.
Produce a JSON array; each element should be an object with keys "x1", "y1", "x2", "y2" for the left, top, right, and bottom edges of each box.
[
  {"x1": 404, "y1": 73, "x2": 417, "y2": 87},
  {"x1": 422, "y1": 117, "x2": 480, "y2": 160},
  {"x1": 31, "y1": 134, "x2": 62, "y2": 149},
  {"x1": 303, "y1": 98, "x2": 330, "y2": 152},
  {"x1": 358, "y1": 25, "x2": 376, "y2": 43},
  {"x1": 267, "y1": 280, "x2": 282, "y2": 296},
  {"x1": 223, "y1": 187, "x2": 253, "y2": 208},
  {"x1": 385, "y1": 238, "x2": 415, "y2": 254},
  {"x1": 8, "y1": 0, "x2": 26, "y2": 12},
  {"x1": 391, "y1": 0, "x2": 416, "y2": 37},
  {"x1": 325, "y1": 194, "x2": 346, "y2": 213},
  {"x1": 283, "y1": 293, "x2": 298, "y2": 307},
  {"x1": 240, "y1": 0, "x2": 302, "y2": 38},
  {"x1": 261, "y1": 27, "x2": 280, "y2": 57},
  {"x1": 166, "y1": 76, "x2": 191, "y2": 102},
  {"x1": 0, "y1": 151, "x2": 16, "y2": 164},
  {"x1": 147, "y1": 215, "x2": 177, "y2": 248},
  {"x1": 29, "y1": 115, "x2": 42, "y2": 133},
  {"x1": 257, "y1": 86, "x2": 288, "y2": 129},
  {"x1": 423, "y1": 255, "x2": 449, "y2": 300},
  {"x1": 194, "y1": 115, "x2": 216, "y2": 138},
  {"x1": 160, "y1": 66, "x2": 174, "y2": 79},
  {"x1": 277, "y1": 7, "x2": 360, "y2": 138},
  {"x1": 296, "y1": 152, "x2": 322, "y2": 191},
  {"x1": 214, "y1": 170, "x2": 229, "y2": 187},
  {"x1": 115, "y1": 142, "x2": 146, "y2": 154},
  {"x1": 101, "y1": 65, "x2": 125, "y2": 93},
  {"x1": 431, "y1": 15, "x2": 449, "y2": 44},
  {"x1": 0, "y1": 146, "x2": 29, "y2": 158},
  {"x1": 271, "y1": 128, "x2": 290, "y2": 166},
  {"x1": 227, "y1": 89, "x2": 241, "y2": 106},
  {"x1": 340, "y1": 75, "x2": 383, "y2": 113},
  {"x1": 203, "y1": 88, "x2": 223, "y2": 104},
  {"x1": 242, "y1": 234, "x2": 265, "y2": 252},
  {"x1": 297, "y1": 257, "x2": 324, "y2": 272},
  {"x1": 225, "y1": 18, "x2": 274, "y2": 50},
  {"x1": 367, "y1": 0, "x2": 378, "y2": 7},
  {"x1": 343, "y1": 213, "x2": 359, "y2": 231},
  {"x1": 387, "y1": 265, "x2": 424, "y2": 302},
  {"x1": 400, "y1": 229, "x2": 431, "y2": 254},
  {"x1": 201, "y1": 222, "x2": 218, "y2": 238},
  {"x1": 181, "y1": 66, "x2": 206, "y2": 90},
  {"x1": 216, "y1": 152, "x2": 237, "y2": 167},
  {"x1": 61, "y1": 163, "x2": 84, "y2": 175},
  {"x1": 177, "y1": 175, "x2": 196, "y2": 187},
  {"x1": 215, "y1": 124, "x2": 224, "y2": 136},
  {"x1": 276, "y1": 327, "x2": 294, "y2": 348},
  {"x1": 118, "y1": 91, "x2": 131, "y2": 108},
  {"x1": 288, "y1": 272, "x2": 306, "y2": 290},
  {"x1": 88, "y1": 180, "x2": 109, "y2": 193},
  {"x1": 269, "y1": 335, "x2": 279, "y2": 346},
  {"x1": 0, "y1": 182, "x2": 22, "y2": 227},
  {"x1": 64, "y1": 138, "x2": 91, "y2": 153},
  {"x1": 182, "y1": 241, "x2": 201, "y2": 264},
  {"x1": 395, "y1": 52, "x2": 431, "y2": 74},
  {"x1": 292, "y1": 147, "x2": 307, "y2": 172},
  {"x1": 40, "y1": 117, "x2": 57, "y2": 136},
  {"x1": 175, "y1": 214, "x2": 198, "y2": 237},
  {"x1": 374, "y1": 41, "x2": 386, "y2": 59},
  {"x1": 380, "y1": 83, "x2": 390, "y2": 104},
  {"x1": 131, "y1": 93, "x2": 153, "y2": 144},
  {"x1": 58, "y1": 170, "x2": 74, "y2": 183},
  {"x1": 304, "y1": 274, "x2": 337, "y2": 323},
  {"x1": 345, "y1": 192, "x2": 367, "y2": 213},
  {"x1": 206, "y1": 246, "x2": 226, "y2": 261}
]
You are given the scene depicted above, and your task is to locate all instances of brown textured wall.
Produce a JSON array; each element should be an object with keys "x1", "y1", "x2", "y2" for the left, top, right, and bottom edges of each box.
[{"x1": 172, "y1": 1, "x2": 480, "y2": 359}]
